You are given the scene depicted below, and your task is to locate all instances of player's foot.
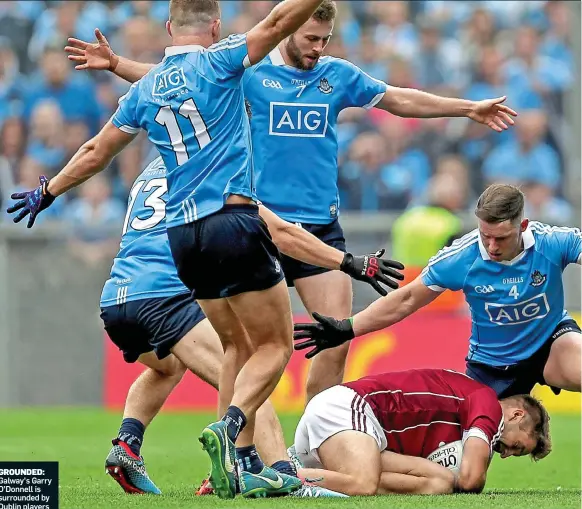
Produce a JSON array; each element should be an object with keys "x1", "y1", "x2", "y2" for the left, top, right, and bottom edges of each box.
[
  {"x1": 287, "y1": 444, "x2": 304, "y2": 471},
  {"x1": 195, "y1": 477, "x2": 214, "y2": 496},
  {"x1": 239, "y1": 466, "x2": 302, "y2": 498},
  {"x1": 198, "y1": 421, "x2": 236, "y2": 499},
  {"x1": 291, "y1": 484, "x2": 349, "y2": 498},
  {"x1": 105, "y1": 439, "x2": 161, "y2": 495}
]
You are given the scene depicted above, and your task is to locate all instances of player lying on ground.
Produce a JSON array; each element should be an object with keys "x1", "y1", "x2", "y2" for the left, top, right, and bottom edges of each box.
[
  {"x1": 65, "y1": 0, "x2": 516, "y2": 406},
  {"x1": 90, "y1": 157, "x2": 402, "y2": 496},
  {"x1": 7, "y1": 0, "x2": 338, "y2": 500},
  {"x1": 295, "y1": 184, "x2": 582, "y2": 398},
  {"x1": 289, "y1": 368, "x2": 550, "y2": 496}
]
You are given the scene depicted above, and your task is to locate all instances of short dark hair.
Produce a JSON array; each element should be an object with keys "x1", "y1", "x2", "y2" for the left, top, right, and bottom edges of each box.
[
  {"x1": 475, "y1": 184, "x2": 525, "y2": 225},
  {"x1": 508, "y1": 394, "x2": 552, "y2": 461},
  {"x1": 313, "y1": 0, "x2": 337, "y2": 22},
  {"x1": 169, "y1": 0, "x2": 220, "y2": 28}
]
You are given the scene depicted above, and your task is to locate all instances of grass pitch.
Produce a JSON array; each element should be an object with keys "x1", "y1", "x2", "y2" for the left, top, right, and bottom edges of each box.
[{"x1": 0, "y1": 409, "x2": 580, "y2": 509}]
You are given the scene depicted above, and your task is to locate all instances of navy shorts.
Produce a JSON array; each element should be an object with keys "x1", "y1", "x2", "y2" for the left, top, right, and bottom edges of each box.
[
  {"x1": 466, "y1": 319, "x2": 581, "y2": 398},
  {"x1": 100, "y1": 292, "x2": 206, "y2": 363},
  {"x1": 167, "y1": 204, "x2": 284, "y2": 299},
  {"x1": 281, "y1": 219, "x2": 346, "y2": 286}
]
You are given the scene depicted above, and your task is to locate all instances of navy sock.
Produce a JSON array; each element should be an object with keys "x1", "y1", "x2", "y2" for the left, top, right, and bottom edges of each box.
[
  {"x1": 221, "y1": 406, "x2": 247, "y2": 443},
  {"x1": 271, "y1": 460, "x2": 297, "y2": 477},
  {"x1": 116, "y1": 418, "x2": 145, "y2": 456},
  {"x1": 236, "y1": 445, "x2": 263, "y2": 474}
]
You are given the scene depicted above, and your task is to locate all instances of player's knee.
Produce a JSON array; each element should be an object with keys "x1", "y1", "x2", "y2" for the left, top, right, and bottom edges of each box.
[
  {"x1": 425, "y1": 475, "x2": 454, "y2": 495},
  {"x1": 350, "y1": 476, "x2": 379, "y2": 496},
  {"x1": 154, "y1": 356, "x2": 187, "y2": 379}
]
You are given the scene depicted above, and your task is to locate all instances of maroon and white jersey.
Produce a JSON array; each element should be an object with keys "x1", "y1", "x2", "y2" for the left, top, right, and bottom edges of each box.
[{"x1": 343, "y1": 369, "x2": 503, "y2": 458}]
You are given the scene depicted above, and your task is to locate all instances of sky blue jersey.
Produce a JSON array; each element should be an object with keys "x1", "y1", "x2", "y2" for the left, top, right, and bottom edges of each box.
[
  {"x1": 421, "y1": 222, "x2": 582, "y2": 366},
  {"x1": 100, "y1": 157, "x2": 188, "y2": 307},
  {"x1": 242, "y1": 47, "x2": 388, "y2": 224},
  {"x1": 111, "y1": 34, "x2": 254, "y2": 229}
]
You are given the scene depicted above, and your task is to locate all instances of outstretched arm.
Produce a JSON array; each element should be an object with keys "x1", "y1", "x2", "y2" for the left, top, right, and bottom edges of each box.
[
  {"x1": 47, "y1": 122, "x2": 136, "y2": 196},
  {"x1": 7, "y1": 122, "x2": 135, "y2": 227},
  {"x1": 351, "y1": 277, "x2": 438, "y2": 336},
  {"x1": 245, "y1": 0, "x2": 323, "y2": 65},
  {"x1": 259, "y1": 205, "x2": 404, "y2": 296},
  {"x1": 66, "y1": 29, "x2": 154, "y2": 83},
  {"x1": 294, "y1": 277, "x2": 439, "y2": 358},
  {"x1": 377, "y1": 88, "x2": 517, "y2": 133}
]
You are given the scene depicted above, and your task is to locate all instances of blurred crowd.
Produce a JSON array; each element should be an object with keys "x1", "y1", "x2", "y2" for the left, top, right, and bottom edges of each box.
[{"x1": 0, "y1": 1, "x2": 577, "y2": 260}]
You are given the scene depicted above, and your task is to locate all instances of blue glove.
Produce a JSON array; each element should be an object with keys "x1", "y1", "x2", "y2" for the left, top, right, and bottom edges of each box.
[{"x1": 6, "y1": 175, "x2": 56, "y2": 228}]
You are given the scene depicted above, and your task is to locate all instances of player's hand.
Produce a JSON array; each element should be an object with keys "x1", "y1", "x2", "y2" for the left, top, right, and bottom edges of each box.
[
  {"x1": 340, "y1": 249, "x2": 404, "y2": 296},
  {"x1": 467, "y1": 96, "x2": 517, "y2": 133},
  {"x1": 6, "y1": 176, "x2": 55, "y2": 228},
  {"x1": 65, "y1": 28, "x2": 119, "y2": 72},
  {"x1": 294, "y1": 312, "x2": 355, "y2": 359}
]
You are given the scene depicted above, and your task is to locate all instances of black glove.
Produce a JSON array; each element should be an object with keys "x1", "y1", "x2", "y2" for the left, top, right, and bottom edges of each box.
[
  {"x1": 340, "y1": 249, "x2": 405, "y2": 296},
  {"x1": 294, "y1": 312, "x2": 355, "y2": 359},
  {"x1": 6, "y1": 175, "x2": 56, "y2": 228}
]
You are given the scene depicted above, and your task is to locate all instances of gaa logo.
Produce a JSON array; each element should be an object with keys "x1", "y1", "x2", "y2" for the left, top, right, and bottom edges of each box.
[
  {"x1": 153, "y1": 66, "x2": 187, "y2": 97},
  {"x1": 262, "y1": 79, "x2": 283, "y2": 89},
  {"x1": 475, "y1": 285, "x2": 494, "y2": 294},
  {"x1": 485, "y1": 293, "x2": 550, "y2": 325}
]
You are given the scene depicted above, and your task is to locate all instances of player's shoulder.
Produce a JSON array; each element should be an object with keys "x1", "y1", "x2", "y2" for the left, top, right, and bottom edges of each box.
[
  {"x1": 425, "y1": 229, "x2": 481, "y2": 269},
  {"x1": 320, "y1": 55, "x2": 364, "y2": 75},
  {"x1": 206, "y1": 33, "x2": 247, "y2": 55},
  {"x1": 529, "y1": 221, "x2": 581, "y2": 241}
]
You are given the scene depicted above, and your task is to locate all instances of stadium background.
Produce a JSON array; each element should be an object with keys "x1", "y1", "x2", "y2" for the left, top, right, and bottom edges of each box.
[{"x1": 0, "y1": 0, "x2": 579, "y2": 420}]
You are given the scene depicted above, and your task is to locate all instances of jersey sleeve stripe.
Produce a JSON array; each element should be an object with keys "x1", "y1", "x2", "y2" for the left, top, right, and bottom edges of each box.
[
  {"x1": 116, "y1": 124, "x2": 140, "y2": 134},
  {"x1": 463, "y1": 427, "x2": 490, "y2": 447},
  {"x1": 207, "y1": 40, "x2": 247, "y2": 53},
  {"x1": 363, "y1": 91, "x2": 386, "y2": 110},
  {"x1": 426, "y1": 236, "x2": 479, "y2": 268}
]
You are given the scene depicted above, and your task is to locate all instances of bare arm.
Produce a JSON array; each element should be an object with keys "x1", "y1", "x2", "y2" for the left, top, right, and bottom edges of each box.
[
  {"x1": 66, "y1": 29, "x2": 153, "y2": 84},
  {"x1": 454, "y1": 437, "x2": 490, "y2": 494},
  {"x1": 258, "y1": 205, "x2": 343, "y2": 269},
  {"x1": 47, "y1": 122, "x2": 136, "y2": 196},
  {"x1": 112, "y1": 57, "x2": 154, "y2": 83},
  {"x1": 351, "y1": 277, "x2": 439, "y2": 336},
  {"x1": 246, "y1": 0, "x2": 323, "y2": 65},
  {"x1": 377, "y1": 87, "x2": 517, "y2": 133}
]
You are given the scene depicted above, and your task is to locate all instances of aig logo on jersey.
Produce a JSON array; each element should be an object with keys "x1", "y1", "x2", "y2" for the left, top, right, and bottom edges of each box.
[
  {"x1": 153, "y1": 66, "x2": 187, "y2": 97},
  {"x1": 485, "y1": 293, "x2": 550, "y2": 325},
  {"x1": 269, "y1": 102, "x2": 329, "y2": 137}
]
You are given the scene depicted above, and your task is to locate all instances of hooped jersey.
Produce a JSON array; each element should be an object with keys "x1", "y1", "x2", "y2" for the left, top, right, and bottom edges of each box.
[
  {"x1": 421, "y1": 222, "x2": 582, "y2": 365},
  {"x1": 344, "y1": 368, "x2": 504, "y2": 459}
]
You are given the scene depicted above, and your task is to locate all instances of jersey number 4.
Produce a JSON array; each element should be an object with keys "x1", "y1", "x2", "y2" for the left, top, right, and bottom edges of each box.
[
  {"x1": 154, "y1": 99, "x2": 211, "y2": 165},
  {"x1": 122, "y1": 178, "x2": 167, "y2": 235}
]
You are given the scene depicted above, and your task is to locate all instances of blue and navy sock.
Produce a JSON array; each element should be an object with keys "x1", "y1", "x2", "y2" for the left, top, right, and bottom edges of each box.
[
  {"x1": 221, "y1": 405, "x2": 247, "y2": 443},
  {"x1": 116, "y1": 418, "x2": 145, "y2": 457},
  {"x1": 271, "y1": 460, "x2": 297, "y2": 477},
  {"x1": 236, "y1": 445, "x2": 263, "y2": 474}
]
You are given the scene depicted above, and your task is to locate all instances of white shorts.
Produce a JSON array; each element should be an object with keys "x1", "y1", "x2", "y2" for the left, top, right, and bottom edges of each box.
[{"x1": 294, "y1": 385, "x2": 387, "y2": 468}]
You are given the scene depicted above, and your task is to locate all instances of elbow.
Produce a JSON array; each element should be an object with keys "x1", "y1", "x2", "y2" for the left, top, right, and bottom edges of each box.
[{"x1": 455, "y1": 474, "x2": 486, "y2": 494}]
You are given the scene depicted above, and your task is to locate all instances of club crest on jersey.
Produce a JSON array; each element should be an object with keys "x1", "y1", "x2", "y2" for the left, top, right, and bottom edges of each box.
[
  {"x1": 318, "y1": 78, "x2": 333, "y2": 94},
  {"x1": 530, "y1": 270, "x2": 546, "y2": 287},
  {"x1": 152, "y1": 66, "x2": 187, "y2": 97}
]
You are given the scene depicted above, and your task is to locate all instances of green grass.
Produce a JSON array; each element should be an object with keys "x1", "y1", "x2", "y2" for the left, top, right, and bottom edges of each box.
[{"x1": 0, "y1": 409, "x2": 580, "y2": 509}]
